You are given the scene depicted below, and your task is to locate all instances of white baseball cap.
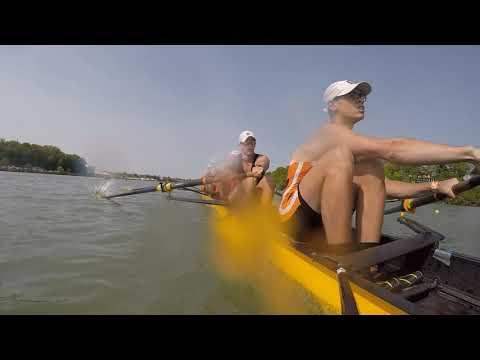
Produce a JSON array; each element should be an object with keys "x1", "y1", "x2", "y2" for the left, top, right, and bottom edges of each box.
[
  {"x1": 238, "y1": 130, "x2": 256, "y2": 144},
  {"x1": 323, "y1": 80, "x2": 372, "y2": 104}
]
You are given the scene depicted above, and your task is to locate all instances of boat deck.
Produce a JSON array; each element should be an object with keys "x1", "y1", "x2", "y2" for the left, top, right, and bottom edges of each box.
[{"x1": 292, "y1": 235, "x2": 480, "y2": 315}]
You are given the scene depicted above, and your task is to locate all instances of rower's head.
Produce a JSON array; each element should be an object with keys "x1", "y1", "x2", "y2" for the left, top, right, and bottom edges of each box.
[
  {"x1": 238, "y1": 130, "x2": 256, "y2": 157},
  {"x1": 323, "y1": 80, "x2": 371, "y2": 126}
]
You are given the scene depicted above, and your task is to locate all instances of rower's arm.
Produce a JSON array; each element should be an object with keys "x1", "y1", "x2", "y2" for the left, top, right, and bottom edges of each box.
[
  {"x1": 208, "y1": 156, "x2": 239, "y2": 181},
  {"x1": 385, "y1": 177, "x2": 460, "y2": 200},
  {"x1": 337, "y1": 126, "x2": 478, "y2": 165},
  {"x1": 247, "y1": 155, "x2": 270, "y2": 178},
  {"x1": 385, "y1": 179, "x2": 434, "y2": 199},
  {"x1": 254, "y1": 155, "x2": 270, "y2": 172}
]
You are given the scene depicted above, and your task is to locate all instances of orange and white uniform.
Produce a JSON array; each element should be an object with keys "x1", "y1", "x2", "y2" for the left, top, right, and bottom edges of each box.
[{"x1": 278, "y1": 161, "x2": 313, "y2": 222}]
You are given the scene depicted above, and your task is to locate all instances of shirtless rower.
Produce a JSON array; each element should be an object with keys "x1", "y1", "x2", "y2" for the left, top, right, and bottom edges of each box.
[
  {"x1": 203, "y1": 130, "x2": 275, "y2": 206},
  {"x1": 279, "y1": 80, "x2": 480, "y2": 254}
]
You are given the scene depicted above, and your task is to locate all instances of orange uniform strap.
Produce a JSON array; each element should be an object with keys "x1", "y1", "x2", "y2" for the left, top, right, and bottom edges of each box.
[{"x1": 278, "y1": 161, "x2": 313, "y2": 221}]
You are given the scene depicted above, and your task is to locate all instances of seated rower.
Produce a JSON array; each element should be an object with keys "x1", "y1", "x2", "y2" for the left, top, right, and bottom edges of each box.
[
  {"x1": 279, "y1": 80, "x2": 480, "y2": 255},
  {"x1": 202, "y1": 130, "x2": 275, "y2": 206}
]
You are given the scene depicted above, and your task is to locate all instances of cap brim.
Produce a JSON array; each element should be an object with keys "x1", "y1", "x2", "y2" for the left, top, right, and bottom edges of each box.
[{"x1": 354, "y1": 82, "x2": 372, "y2": 96}]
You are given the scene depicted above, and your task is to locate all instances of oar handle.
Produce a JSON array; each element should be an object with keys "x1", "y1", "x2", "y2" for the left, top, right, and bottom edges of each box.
[{"x1": 385, "y1": 175, "x2": 480, "y2": 215}]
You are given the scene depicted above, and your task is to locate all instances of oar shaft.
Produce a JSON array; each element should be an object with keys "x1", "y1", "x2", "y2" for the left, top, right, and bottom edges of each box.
[
  {"x1": 103, "y1": 179, "x2": 207, "y2": 199},
  {"x1": 102, "y1": 174, "x2": 245, "y2": 199},
  {"x1": 163, "y1": 178, "x2": 206, "y2": 192},
  {"x1": 167, "y1": 195, "x2": 227, "y2": 206},
  {"x1": 104, "y1": 185, "x2": 159, "y2": 199},
  {"x1": 385, "y1": 175, "x2": 480, "y2": 215},
  {"x1": 337, "y1": 268, "x2": 359, "y2": 315}
]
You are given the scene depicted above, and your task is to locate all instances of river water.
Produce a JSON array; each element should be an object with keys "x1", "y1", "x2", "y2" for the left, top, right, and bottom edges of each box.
[{"x1": 0, "y1": 171, "x2": 479, "y2": 314}]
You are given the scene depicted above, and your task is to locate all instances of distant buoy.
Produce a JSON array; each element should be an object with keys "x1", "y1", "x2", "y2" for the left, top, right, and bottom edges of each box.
[{"x1": 434, "y1": 209, "x2": 440, "y2": 214}]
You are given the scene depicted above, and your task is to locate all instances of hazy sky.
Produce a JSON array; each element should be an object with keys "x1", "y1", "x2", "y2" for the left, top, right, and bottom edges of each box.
[{"x1": 1, "y1": 45, "x2": 479, "y2": 178}]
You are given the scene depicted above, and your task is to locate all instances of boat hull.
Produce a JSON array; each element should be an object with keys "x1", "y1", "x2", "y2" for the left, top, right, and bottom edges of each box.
[{"x1": 203, "y1": 195, "x2": 480, "y2": 315}]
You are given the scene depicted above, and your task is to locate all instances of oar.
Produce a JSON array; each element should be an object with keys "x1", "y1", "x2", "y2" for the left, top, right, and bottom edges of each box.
[
  {"x1": 384, "y1": 175, "x2": 480, "y2": 215},
  {"x1": 167, "y1": 194, "x2": 227, "y2": 206},
  {"x1": 101, "y1": 178, "x2": 208, "y2": 199},
  {"x1": 336, "y1": 267, "x2": 359, "y2": 315},
  {"x1": 275, "y1": 188, "x2": 403, "y2": 203},
  {"x1": 101, "y1": 175, "x2": 245, "y2": 200}
]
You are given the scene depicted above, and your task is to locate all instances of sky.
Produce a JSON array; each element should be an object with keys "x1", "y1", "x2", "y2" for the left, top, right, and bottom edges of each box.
[{"x1": 1, "y1": 45, "x2": 479, "y2": 178}]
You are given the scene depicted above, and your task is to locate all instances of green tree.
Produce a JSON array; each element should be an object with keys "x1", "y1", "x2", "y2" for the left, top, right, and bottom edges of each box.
[
  {"x1": 268, "y1": 161, "x2": 479, "y2": 205},
  {"x1": 0, "y1": 138, "x2": 88, "y2": 175},
  {"x1": 266, "y1": 165, "x2": 288, "y2": 191}
]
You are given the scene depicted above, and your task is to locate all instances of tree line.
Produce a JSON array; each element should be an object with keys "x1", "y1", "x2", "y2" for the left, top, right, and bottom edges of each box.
[
  {"x1": 107, "y1": 171, "x2": 183, "y2": 182},
  {"x1": 0, "y1": 139, "x2": 88, "y2": 175}
]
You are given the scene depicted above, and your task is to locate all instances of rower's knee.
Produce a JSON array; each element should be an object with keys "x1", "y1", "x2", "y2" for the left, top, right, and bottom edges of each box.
[
  {"x1": 260, "y1": 175, "x2": 275, "y2": 190},
  {"x1": 354, "y1": 158, "x2": 385, "y2": 179},
  {"x1": 242, "y1": 177, "x2": 257, "y2": 191}
]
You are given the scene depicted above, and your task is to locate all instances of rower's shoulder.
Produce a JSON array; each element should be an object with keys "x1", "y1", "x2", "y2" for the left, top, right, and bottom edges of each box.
[
  {"x1": 228, "y1": 150, "x2": 244, "y2": 163},
  {"x1": 294, "y1": 123, "x2": 332, "y2": 145},
  {"x1": 291, "y1": 124, "x2": 354, "y2": 161}
]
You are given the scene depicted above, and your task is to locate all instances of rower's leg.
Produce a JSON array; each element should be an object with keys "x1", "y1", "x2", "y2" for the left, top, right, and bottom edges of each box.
[
  {"x1": 241, "y1": 177, "x2": 257, "y2": 194},
  {"x1": 352, "y1": 158, "x2": 386, "y2": 245},
  {"x1": 218, "y1": 181, "x2": 233, "y2": 201},
  {"x1": 256, "y1": 175, "x2": 275, "y2": 205},
  {"x1": 228, "y1": 177, "x2": 257, "y2": 203},
  {"x1": 298, "y1": 147, "x2": 355, "y2": 246}
]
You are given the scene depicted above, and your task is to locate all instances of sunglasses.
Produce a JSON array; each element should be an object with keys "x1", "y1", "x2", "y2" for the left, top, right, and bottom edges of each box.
[{"x1": 337, "y1": 91, "x2": 367, "y2": 104}]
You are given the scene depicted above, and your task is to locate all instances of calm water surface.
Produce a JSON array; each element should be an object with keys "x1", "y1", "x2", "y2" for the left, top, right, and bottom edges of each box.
[{"x1": 1, "y1": 171, "x2": 478, "y2": 314}]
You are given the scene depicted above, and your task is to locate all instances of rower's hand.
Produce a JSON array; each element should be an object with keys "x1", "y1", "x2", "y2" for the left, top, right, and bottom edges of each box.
[
  {"x1": 251, "y1": 166, "x2": 264, "y2": 178},
  {"x1": 438, "y1": 178, "x2": 460, "y2": 199}
]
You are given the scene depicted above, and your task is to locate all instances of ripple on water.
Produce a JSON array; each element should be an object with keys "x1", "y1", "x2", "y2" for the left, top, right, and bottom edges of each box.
[{"x1": 1, "y1": 172, "x2": 480, "y2": 314}]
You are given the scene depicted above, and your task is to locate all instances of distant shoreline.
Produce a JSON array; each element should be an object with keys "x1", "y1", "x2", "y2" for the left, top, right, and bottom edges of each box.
[
  {"x1": 0, "y1": 167, "x2": 159, "y2": 181},
  {"x1": 0, "y1": 167, "x2": 91, "y2": 177}
]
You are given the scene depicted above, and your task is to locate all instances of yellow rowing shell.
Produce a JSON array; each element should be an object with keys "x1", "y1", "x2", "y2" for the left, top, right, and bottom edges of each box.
[{"x1": 203, "y1": 195, "x2": 407, "y2": 315}]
